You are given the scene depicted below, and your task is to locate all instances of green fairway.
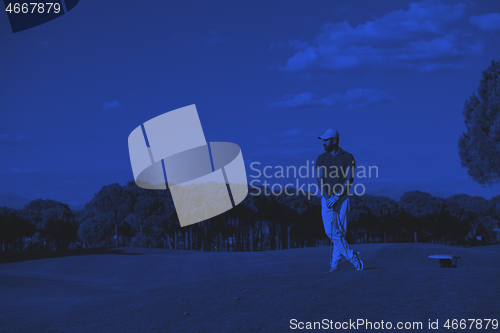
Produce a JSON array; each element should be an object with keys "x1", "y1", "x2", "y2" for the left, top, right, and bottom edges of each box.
[{"x1": 1, "y1": 243, "x2": 499, "y2": 332}]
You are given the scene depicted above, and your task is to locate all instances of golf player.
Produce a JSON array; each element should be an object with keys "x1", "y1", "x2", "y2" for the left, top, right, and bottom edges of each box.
[{"x1": 316, "y1": 129, "x2": 363, "y2": 272}]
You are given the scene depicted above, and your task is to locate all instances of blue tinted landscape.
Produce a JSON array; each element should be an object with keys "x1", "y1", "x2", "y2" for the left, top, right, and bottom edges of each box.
[{"x1": 1, "y1": 0, "x2": 500, "y2": 332}]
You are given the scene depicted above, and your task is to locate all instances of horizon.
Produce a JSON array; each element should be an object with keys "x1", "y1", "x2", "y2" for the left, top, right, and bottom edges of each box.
[{"x1": 0, "y1": 181, "x2": 496, "y2": 212}]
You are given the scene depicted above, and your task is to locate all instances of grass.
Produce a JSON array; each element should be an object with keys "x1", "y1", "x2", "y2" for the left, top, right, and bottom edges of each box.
[{"x1": 1, "y1": 243, "x2": 499, "y2": 332}]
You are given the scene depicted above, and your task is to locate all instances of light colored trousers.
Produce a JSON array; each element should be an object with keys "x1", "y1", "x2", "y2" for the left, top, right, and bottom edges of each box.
[{"x1": 321, "y1": 195, "x2": 354, "y2": 263}]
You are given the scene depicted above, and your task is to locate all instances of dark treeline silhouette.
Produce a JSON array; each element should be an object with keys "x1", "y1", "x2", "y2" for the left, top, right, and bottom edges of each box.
[{"x1": 1, "y1": 181, "x2": 499, "y2": 252}]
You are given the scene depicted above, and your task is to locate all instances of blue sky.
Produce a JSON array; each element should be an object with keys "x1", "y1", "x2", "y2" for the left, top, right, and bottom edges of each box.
[{"x1": 1, "y1": 0, "x2": 500, "y2": 207}]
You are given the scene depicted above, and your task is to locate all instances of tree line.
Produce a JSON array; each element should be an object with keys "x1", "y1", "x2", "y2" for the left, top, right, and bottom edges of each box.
[{"x1": 1, "y1": 181, "x2": 499, "y2": 253}]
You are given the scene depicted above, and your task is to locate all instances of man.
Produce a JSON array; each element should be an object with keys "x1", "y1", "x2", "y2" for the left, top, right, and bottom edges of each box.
[{"x1": 316, "y1": 129, "x2": 363, "y2": 272}]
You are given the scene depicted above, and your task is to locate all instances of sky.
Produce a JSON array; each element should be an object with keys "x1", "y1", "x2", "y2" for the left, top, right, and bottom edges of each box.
[{"x1": 1, "y1": 0, "x2": 500, "y2": 207}]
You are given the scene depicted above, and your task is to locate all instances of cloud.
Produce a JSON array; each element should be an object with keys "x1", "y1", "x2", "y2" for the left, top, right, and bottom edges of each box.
[
  {"x1": 102, "y1": 101, "x2": 120, "y2": 110},
  {"x1": 269, "y1": 88, "x2": 394, "y2": 109},
  {"x1": 269, "y1": 92, "x2": 324, "y2": 108},
  {"x1": 332, "y1": 88, "x2": 395, "y2": 109},
  {"x1": 280, "y1": 0, "x2": 481, "y2": 73},
  {"x1": 206, "y1": 30, "x2": 224, "y2": 44},
  {"x1": 470, "y1": 13, "x2": 500, "y2": 31},
  {"x1": 285, "y1": 46, "x2": 319, "y2": 71},
  {"x1": 283, "y1": 128, "x2": 302, "y2": 136},
  {"x1": 0, "y1": 134, "x2": 27, "y2": 146},
  {"x1": 288, "y1": 38, "x2": 309, "y2": 50}
]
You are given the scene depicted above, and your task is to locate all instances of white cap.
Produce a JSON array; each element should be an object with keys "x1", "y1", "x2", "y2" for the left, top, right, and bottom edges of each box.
[{"x1": 318, "y1": 129, "x2": 339, "y2": 140}]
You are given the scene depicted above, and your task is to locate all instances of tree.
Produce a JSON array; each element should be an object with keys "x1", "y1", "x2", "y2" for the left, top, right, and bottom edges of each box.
[
  {"x1": 488, "y1": 195, "x2": 500, "y2": 243},
  {"x1": 123, "y1": 181, "x2": 177, "y2": 248},
  {"x1": 349, "y1": 196, "x2": 376, "y2": 243},
  {"x1": 77, "y1": 213, "x2": 111, "y2": 248},
  {"x1": 0, "y1": 207, "x2": 34, "y2": 251},
  {"x1": 446, "y1": 194, "x2": 489, "y2": 217},
  {"x1": 83, "y1": 184, "x2": 133, "y2": 248},
  {"x1": 22, "y1": 199, "x2": 77, "y2": 250},
  {"x1": 458, "y1": 60, "x2": 500, "y2": 186},
  {"x1": 399, "y1": 191, "x2": 448, "y2": 243},
  {"x1": 360, "y1": 195, "x2": 401, "y2": 242},
  {"x1": 445, "y1": 194, "x2": 495, "y2": 244}
]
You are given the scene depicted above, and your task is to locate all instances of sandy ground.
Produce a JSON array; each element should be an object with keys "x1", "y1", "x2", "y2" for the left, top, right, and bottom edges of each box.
[{"x1": 1, "y1": 243, "x2": 499, "y2": 332}]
